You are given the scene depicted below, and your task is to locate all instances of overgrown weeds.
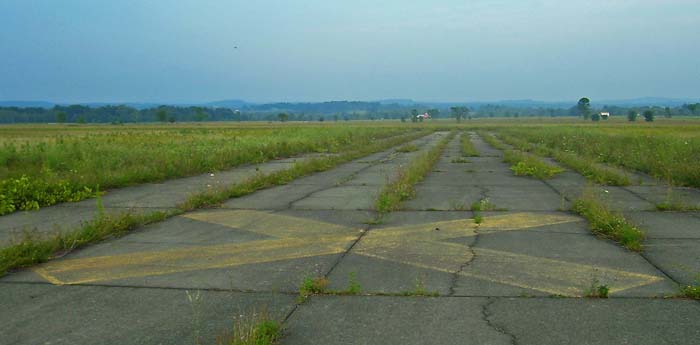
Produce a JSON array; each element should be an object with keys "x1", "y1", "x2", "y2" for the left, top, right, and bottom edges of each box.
[
  {"x1": 297, "y1": 272, "x2": 363, "y2": 303},
  {"x1": 680, "y1": 285, "x2": 700, "y2": 299},
  {"x1": 181, "y1": 131, "x2": 430, "y2": 211},
  {"x1": 460, "y1": 133, "x2": 480, "y2": 157},
  {"x1": 583, "y1": 278, "x2": 610, "y2": 298},
  {"x1": 495, "y1": 132, "x2": 630, "y2": 185},
  {"x1": 1, "y1": 131, "x2": 430, "y2": 276},
  {"x1": 396, "y1": 144, "x2": 419, "y2": 152},
  {"x1": 470, "y1": 198, "x2": 497, "y2": 212},
  {"x1": 398, "y1": 277, "x2": 439, "y2": 297},
  {"x1": 572, "y1": 189, "x2": 644, "y2": 251},
  {"x1": 375, "y1": 132, "x2": 455, "y2": 213},
  {"x1": 0, "y1": 126, "x2": 416, "y2": 215},
  {"x1": 478, "y1": 132, "x2": 508, "y2": 150},
  {"x1": 216, "y1": 308, "x2": 282, "y2": 345},
  {"x1": 0, "y1": 210, "x2": 172, "y2": 276},
  {"x1": 297, "y1": 276, "x2": 330, "y2": 303},
  {"x1": 503, "y1": 150, "x2": 564, "y2": 179}
]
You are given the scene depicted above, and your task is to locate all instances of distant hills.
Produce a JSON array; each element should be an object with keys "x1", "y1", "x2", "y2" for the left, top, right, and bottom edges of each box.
[{"x1": 1, "y1": 97, "x2": 698, "y2": 110}]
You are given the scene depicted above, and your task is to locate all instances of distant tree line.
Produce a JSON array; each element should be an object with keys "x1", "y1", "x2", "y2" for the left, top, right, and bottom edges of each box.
[{"x1": 1, "y1": 101, "x2": 699, "y2": 124}]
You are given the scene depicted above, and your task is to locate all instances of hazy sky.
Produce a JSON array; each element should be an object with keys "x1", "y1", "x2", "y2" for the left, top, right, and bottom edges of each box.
[{"x1": 1, "y1": 0, "x2": 699, "y2": 103}]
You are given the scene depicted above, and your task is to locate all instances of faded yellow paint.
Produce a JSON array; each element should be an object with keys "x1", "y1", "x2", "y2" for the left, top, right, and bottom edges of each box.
[{"x1": 31, "y1": 210, "x2": 663, "y2": 296}]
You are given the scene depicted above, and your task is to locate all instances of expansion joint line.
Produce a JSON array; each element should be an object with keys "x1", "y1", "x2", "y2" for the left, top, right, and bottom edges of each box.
[
  {"x1": 482, "y1": 298, "x2": 519, "y2": 345},
  {"x1": 281, "y1": 219, "x2": 373, "y2": 325}
]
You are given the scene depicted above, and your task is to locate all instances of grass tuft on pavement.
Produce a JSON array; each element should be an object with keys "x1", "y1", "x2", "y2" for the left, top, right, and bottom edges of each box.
[
  {"x1": 375, "y1": 132, "x2": 455, "y2": 213},
  {"x1": 572, "y1": 189, "x2": 644, "y2": 252},
  {"x1": 460, "y1": 133, "x2": 480, "y2": 157},
  {"x1": 503, "y1": 150, "x2": 564, "y2": 179},
  {"x1": 216, "y1": 309, "x2": 282, "y2": 345}
]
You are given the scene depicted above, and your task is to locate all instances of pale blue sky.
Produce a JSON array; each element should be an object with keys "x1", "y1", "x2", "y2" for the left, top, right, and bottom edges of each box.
[{"x1": 1, "y1": 0, "x2": 698, "y2": 103}]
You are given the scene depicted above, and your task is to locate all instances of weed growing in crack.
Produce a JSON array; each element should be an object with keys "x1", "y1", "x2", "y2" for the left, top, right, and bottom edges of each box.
[
  {"x1": 460, "y1": 133, "x2": 480, "y2": 157},
  {"x1": 399, "y1": 276, "x2": 439, "y2": 297},
  {"x1": 216, "y1": 307, "x2": 281, "y2": 345},
  {"x1": 679, "y1": 272, "x2": 700, "y2": 300},
  {"x1": 584, "y1": 278, "x2": 610, "y2": 298},
  {"x1": 297, "y1": 276, "x2": 329, "y2": 303},
  {"x1": 471, "y1": 198, "x2": 497, "y2": 212},
  {"x1": 451, "y1": 157, "x2": 471, "y2": 164},
  {"x1": 656, "y1": 187, "x2": 700, "y2": 211},
  {"x1": 504, "y1": 150, "x2": 564, "y2": 179},
  {"x1": 375, "y1": 132, "x2": 455, "y2": 213},
  {"x1": 572, "y1": 188, "x2": 644, "y2": 252}
]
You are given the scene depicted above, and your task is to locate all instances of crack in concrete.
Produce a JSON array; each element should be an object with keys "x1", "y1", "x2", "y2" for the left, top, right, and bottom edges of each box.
[
  {"x1": 482, "y1": 298, "x2": 519, "y2": 345},
  {"x1": 449, "y1": 221, "x2": 480, "y2": 296}
]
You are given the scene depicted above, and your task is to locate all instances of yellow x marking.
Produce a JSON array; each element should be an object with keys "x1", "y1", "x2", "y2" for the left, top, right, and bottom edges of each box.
[{"x1": 32, "y1": 210, "x2": 663, "y2": 296}]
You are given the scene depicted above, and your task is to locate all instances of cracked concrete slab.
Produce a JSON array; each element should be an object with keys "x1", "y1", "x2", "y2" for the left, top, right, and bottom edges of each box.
[
  {"x1": 5, "y1": 209, "x2": 370, "y2": 292},
  {"x1": 0, "y1": 155, "x2": 319, "y2": 247},
  {"x1": 283, "y1": 296, "x2": 513, "y2": 345},
  {"x1": 0, "y1": 283, "x2": 295, "y2": 345},
  {"x1": 454, "y1": 214, "x2": 677, "y2": 297},
  {"x1": 3, "y1": 129, "x2": 699, "y2": 344},
  {"x1": 487, "y1": 298, "x2": 700, "y2": 345}
]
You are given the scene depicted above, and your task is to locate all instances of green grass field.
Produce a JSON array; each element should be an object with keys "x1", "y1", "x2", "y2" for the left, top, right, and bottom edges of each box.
[
  {"x1": 0, "y1": 123, "x2": 420, "y2": 214},
  {"x1": 2, "y1": 117, "x2": 699, "y2": 215},
  {"x1": 489, "y1": 120, "x2": 700, "y2": 187}
]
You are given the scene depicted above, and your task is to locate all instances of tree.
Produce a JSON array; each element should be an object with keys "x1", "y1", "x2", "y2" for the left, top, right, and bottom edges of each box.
[
  {"x1": 685, "y1": 103, "x2": 700, "y2": 115},
  {"x1": 664, "y1": 107, "x2": 672, "y2": 118},
  {"x1": 577, "y1": 98, "x2": 591, "y2": 120},
  {"x1": 194, "y1": 109, "x2": 207, "y2": 122},
  {"x1": 450, "y1": 106, "x2": 469, "y2": 122},
  {"x1": 643, "y1": 110, "x2": 655, "y2": 122},
  {"x1": 168, "y1": 115, "x2": 176, "y2": 123},
  {"x1": 627, "y1": 110, "x2": 637, "y2": 122},
  {"x1": 55, "y1": 111, "x2": 67, "y2": 123},
  {"x1": 277, "y1": 113, "x2": 289, "y2": 122},
  {"x1": 77, "y1": 115, "x2": 86, "y2": 124},
  {"x1": 156, "y1": 109, "x2": 168, "y2": 122},
  {"x1": 319, "y1": 116, "x2": 325, "y2": 122},
  {"x1": 410, "y1": 109, "x2": 418, "y2": 123},
  {"x1": 591, "y1": 113, "x2": 601, "y2": 122}
]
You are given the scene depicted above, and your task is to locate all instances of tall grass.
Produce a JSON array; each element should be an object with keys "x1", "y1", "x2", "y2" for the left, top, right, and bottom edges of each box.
[
  {"x1": 494, "y1": 126, "x2": 700, "y2": 187},
  {"x1": 0, "y1": 125, "x2": 416, "y2": 214},
  {"x1": 495, "y1": 131, "x2": 631, "y2": 185},
  {"x1": 0, "y1": 130, "x2": 430, "y2": 276}
]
